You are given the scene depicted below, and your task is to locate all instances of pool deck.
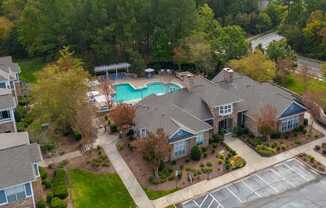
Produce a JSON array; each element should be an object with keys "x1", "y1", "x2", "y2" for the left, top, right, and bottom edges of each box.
[{"x1": 112, "y1": 75, "x2": 184, "y2": 88}]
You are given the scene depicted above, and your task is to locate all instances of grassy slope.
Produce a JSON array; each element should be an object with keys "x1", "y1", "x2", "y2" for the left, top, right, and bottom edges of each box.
[
  {"x1": 18, "y1": 58, "x2": 46, "y2": 83},
  {"x1": 283, "y1": 73, "x2": 326, "y2": 95},
  {"x1": 68, "y1": 169, "x2": 135, "y2": 208}
]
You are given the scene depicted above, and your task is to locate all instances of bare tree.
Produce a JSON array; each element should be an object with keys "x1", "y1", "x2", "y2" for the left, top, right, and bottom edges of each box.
[
  {"x1": 300, "y1": 64, "x2": 310, "y2": 91},
  {"x1": 100, "y1": 78, "x2": 114, "y2": 109},
  {"x1": 256, "y1": 104, "x2": 278, "y2": 144},
  {"x1": 74, "y1": 103, "x2": 95, "y2": 143},
  {"x1": 133, "y1": 129, "x2": 171, "y2": 178}
]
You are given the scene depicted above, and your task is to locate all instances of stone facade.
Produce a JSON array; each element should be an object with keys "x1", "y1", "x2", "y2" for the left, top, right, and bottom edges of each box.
[
  {"x1": 0, "y1": 122, "x2": 15, "y2": 133},
  {"x1": 1, "y1": 197, "x2": 33, "y2": 208}
]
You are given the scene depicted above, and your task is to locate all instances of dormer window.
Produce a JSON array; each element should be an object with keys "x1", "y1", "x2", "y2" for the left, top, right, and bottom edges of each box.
[
  {"x1": 33, "y1": 163, "x2": 40, "y2": 177},
  {"x1": 219, "y1": 104, "x2": 232, "y2": 116}
]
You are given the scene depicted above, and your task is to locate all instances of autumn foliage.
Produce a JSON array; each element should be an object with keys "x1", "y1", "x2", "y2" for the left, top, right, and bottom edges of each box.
[
  {"x1": 256, "y1": 105, "x2": 278, "y2": 142},
  {"x1": 109, "y1": 104, "x2": 136, "y2": 129},
  {"x1": 133, "y1": 129, "x2": 170, "y2": 177}
]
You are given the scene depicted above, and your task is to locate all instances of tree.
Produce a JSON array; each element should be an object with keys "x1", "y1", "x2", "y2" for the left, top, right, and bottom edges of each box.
[
  {"x1": 256, "y1": 12, "x2": 272, "y2": 33},
  {"x1": 256, "y1": 104, "x2": 278, "y2": 143},
  {"x1": 133, "y1": 129, "x2": 170, "y2": 178},
  {"x1": 0, "y1": 16, "x2": 14, "y2": 40},
  {"x1": 266, "y1": 40, "x2": 295, "y2": 62},
  {"x1": 228, "y1": 50, "x2": 277, "y2": 81},
  {"x1": 109, "y1": 104, "x2": 136, "y2": 130},
  {"x1": 99, "y1": 78, "x2": 114, "y2": 109},
  {"x1": 31, "y1": 47, "x2": 91, "y2": 137}
]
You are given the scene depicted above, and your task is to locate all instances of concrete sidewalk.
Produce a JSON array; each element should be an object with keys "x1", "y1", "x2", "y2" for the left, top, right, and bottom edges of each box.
[
  {"x1": 152, "y1": 119, "x2": 326, "y2": 208},
  {"x1": 98, "y1": 131, "x2": 154, "y2": 208}
]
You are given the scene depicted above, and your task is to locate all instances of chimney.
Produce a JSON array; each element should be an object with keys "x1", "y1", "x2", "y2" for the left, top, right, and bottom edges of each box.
[{"x1": 222, "y1": 68, "x2": 233, "y2": 82}]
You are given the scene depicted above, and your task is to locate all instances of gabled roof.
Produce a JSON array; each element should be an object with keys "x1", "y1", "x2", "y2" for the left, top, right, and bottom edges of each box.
[
  {"x1": 169, "y1": 129, "x2": 194, "y2": 143},
  {"x1": 280, "y1": 102, "x2": 306, "y2": 118},
  {"x1": 213, "y1": 71, "x2": 305, "y2": 119},
  {"x1": 0, "y1": 133, "x2": 42, "y2": 188}
]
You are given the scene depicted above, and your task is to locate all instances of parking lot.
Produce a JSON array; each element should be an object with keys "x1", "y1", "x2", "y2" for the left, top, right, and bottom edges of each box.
[{"x1": 179, "y1": 159, "x2": 318, "y2": 208}]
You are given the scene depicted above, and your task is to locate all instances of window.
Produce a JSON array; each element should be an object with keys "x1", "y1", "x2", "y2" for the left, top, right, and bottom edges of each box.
[
  {"x1": 140, "y1": 128, "x2": 147, "y2": 137},
  {"x1": 195, "y1": 133, "x2": 204, "y2": 145},
  {"x1": 0, "y1": 82, "x2": 6, "y2": 88},
  {"x1": 174, "y1": 141, "x2": 186, "y2": 157},
  {"x1": 5, "y1": 185, "x2": 26, "y2": 204},
  {"x1": 281, "y1": 116, "x2": 300, "y2": 132},
  {"x1": 0, "y1": 110, "x2": 10, "y2": 120},
  {"x1": 0, "y1": 190, "x2": 6, "y2": 204},
  {"x1": 219, "y1": 104, "x2": 232, "y2": 116},
  {"x1": 33, "y1": 163, "x2": 40, "y2": 177},
  {"x1": 24, "y1": 183, "x2": 32, "y2": 197}
]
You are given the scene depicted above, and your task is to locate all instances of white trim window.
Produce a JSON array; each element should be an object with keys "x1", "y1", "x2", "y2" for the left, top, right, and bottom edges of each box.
[
  {"x1": 195, "y1": 133, "x2": 204, "y2": 145},
  {"x1": 0, "y1": 110, "x2": 11, "y2": 121},
  {"x1": 219, "y1": 104, "x2": 232, "y2": 116},
  {"x1": 33, "y1": 163, "x2": 40, "y2": 177},
  {"x1": 174, "y1": 141, "x2": 186, "y2": 157},
  {"x1": 140, "y1": 128, "x2": 148, "y2": 138},
  {"x1": 281, "y1": 115, "x2": 300, "y2": 132},
  {"x1": 5, "y1": 185, "x2": 26, "y2": 204}
]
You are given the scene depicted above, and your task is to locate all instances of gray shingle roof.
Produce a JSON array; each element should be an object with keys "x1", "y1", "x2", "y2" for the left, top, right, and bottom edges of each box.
[
  {"x1": 213, "y1": 72, "x2": 299, "y2": 118},
  {"x1": 0, "y1": 89, "x2": 16, "y2": 109},
  {"x1": 0, "y1": 56, "x2": 20, "y2": 81},
  {"x1": 0, "y1": 132, "x2": 29, "y2": 150},
  {"x1": 0, "y1": 143, "x2": 42, "y2": 188}
]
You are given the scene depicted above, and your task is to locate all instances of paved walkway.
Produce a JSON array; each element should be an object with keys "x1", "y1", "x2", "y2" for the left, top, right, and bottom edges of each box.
[
  {"x1": 97, "y1": 130, "x2": 154, "y2": 208},
  {"x1": 152, "y1": 118, "x2": 326, "y2": 208},
  {"x1": 40, "y1": 150, "x2": 82, "y2": 167}
]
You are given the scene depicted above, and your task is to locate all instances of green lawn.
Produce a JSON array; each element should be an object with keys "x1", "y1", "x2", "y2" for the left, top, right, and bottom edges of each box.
[
  {"x1": 282, "y1": 73, "x2": 326, "y2": 95},
  {"x1": 18, "y1": 58, "x2": 46, "y2": 83},
  {"x1": 68, "y1": 169, "x2": 135, "y2": 208},
  {"x1": 144, "y1": 187, "x2": 179, "y2": 200}
]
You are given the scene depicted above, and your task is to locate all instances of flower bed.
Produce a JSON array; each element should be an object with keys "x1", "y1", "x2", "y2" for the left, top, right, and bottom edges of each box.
[
  {"x1": 297, "y1": 153, "x2": 326, "y2": 173},
  {"x1": 240, "y1": 126, "x2": 323, "y2": 157},
  {"x1": 314, "y1": 143, "x2": 326, "y2": 156},
  {"x1": 118, "y1": 136, "x2": 246, "y2": 193}
]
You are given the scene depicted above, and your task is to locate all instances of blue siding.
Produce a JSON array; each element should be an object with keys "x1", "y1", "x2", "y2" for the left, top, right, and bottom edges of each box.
[
  {"x1": 170, "y1": 129, "x2": 194, "y2": 142},
  {"x1": 25, "y1": 183, "x2": 32, "y2": 196},
  {"x1": 280, "y1": 102, "x2": 306, "y2": 118},
  {"x1": 0, "y1": 190, "x2": 6, "y2": 204}
]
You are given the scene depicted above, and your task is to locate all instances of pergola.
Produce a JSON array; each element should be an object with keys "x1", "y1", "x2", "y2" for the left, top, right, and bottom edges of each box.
[{"x1": 94, "y1": 63, "x2": 131, "y2": 79}]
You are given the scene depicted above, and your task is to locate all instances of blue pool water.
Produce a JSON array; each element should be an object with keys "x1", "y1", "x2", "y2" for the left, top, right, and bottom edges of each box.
[{"x1": 113, "y1": 82, "x2": 181, "y2": 103}]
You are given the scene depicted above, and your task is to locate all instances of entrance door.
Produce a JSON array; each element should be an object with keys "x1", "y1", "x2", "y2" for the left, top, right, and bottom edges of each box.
[{"x1": 219, "y1": 118, "x2": 232, "y2": 133}]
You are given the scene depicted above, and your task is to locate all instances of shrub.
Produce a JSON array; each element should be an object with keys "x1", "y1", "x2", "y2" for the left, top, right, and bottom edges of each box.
[
  {"x1": 203, "y1": 153, "x2": 207, "y2": 158},
  {"x1": 229, "y1": 156, "x2": 246, "y2": 169},
  {"x1": 52, "y1": 169, "x2": 68, "y2": 199},
  {"x1": 206, "y1": 162, "x2": 212, "y2": 167},
  {"x1": 73, "y1": 131, "x2": 82, "y2": 141},
  {"x1": 233, "y1": 127, "x2": 249, "y2": 137},
  {"x1": 314, "y1": 145, "x2": 321, "y2": 151},
  {"x1": 42, "y1": 179, "x2": 52, "y2": 189},
  {"x1": 36, "y1": 199, "x2": 46, "y2": 208},
  {"x1": 255, "y1": 145, "x2": 276, "y2": 157},
  {"x1": 210, "y1": 134, "x2": 223, "y2": 144},
  {"x1": 322, "y1": 150, "x2": 326, "y2": 155},
  {"x1": 50, "y1": 197, "x2": 66, "y2": 208},
  {"x1": 201, "y1": 147, "x2": 207, "y2": 153},
  {"x1": 191, "y1": 146, "x2": 201, "y2": 161},
  {"x1": 40, "y1": 143, "x2": 56, "y2": 153},
  {"x1": 294, "y1": 140, "x2": 302, "y2": 145},
  {"x1": 47, "y1": 192, "x2": 54, "y2": 203},
  {"x1": 271, "y1": 132, "x2": 281, "y2": 139},
  {"x1": 39, "y1": 167, "x2": 48, "y2": 180},
  {"x1": 110, "y1": 124, "x2": 118, "y2": 133}
]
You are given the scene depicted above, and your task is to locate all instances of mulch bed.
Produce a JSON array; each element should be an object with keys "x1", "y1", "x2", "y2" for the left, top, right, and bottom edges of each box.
[
  {"x1": 296, "y1": 153, "x2": 326, "y2": 174},
  {"x1": 241, "y1": 127, "x2": 323, "y2": 157},
  {"x1": 118, "y1": 139, "x2": 245, "y2": 191}
]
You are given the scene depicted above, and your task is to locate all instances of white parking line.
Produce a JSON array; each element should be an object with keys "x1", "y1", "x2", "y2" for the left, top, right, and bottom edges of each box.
[
  {"x1": 191, "y1": 199, "x2": 200, "y2": 208},
  {"x1": 199, "y1": 194, "x2": 210, "y2": 207},
  {"x1": 254, "y1": 174, "x2": 279, "y2": 194},
  {"x1": 241, "y1": 180, "x2": 262, "y2": 198},
  {"x1": 208, "y1": 193, "x2": 224, "y2": 208},
  {"x1": 283, "y1": 163, "x2": 309, "y2": 182},
  {"x1": 270, "y1": 168, "x2": 296, "y2": 188},
  {"x1": 226, "y1": 186, "x2": 244, "y2": 203}
]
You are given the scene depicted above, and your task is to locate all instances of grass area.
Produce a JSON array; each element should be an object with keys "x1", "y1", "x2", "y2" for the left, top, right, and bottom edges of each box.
[
  {"x1": 68, "y1": 169, "x2": 135, "y2": 208},
  {"x1": 282, "y1": 73, "x2": 326, "y2": 95},
  {"x1": 18, "y1": 57, "x2": 46, "y2": 83},
  {"x1": 144, "y1": 187, "x2": 179, "y2": 200}
]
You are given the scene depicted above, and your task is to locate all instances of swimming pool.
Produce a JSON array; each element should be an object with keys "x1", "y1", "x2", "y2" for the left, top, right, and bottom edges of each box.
[{"x1": 113, "y1": 82, "x2": 182, "y2": 103}]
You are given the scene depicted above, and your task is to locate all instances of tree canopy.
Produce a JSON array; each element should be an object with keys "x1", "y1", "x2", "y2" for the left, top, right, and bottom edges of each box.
[
  {"x1": 30, "y1": 47, "x2": 92, "y2": 137},
  {"x1": 228, "y1": 50, "x2": 277, "y2": 82}
]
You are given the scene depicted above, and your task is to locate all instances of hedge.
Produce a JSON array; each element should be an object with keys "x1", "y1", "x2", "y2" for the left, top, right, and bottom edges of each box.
[{"x1": 52, "y1": 168, "x2": 68, "y2": 199}]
